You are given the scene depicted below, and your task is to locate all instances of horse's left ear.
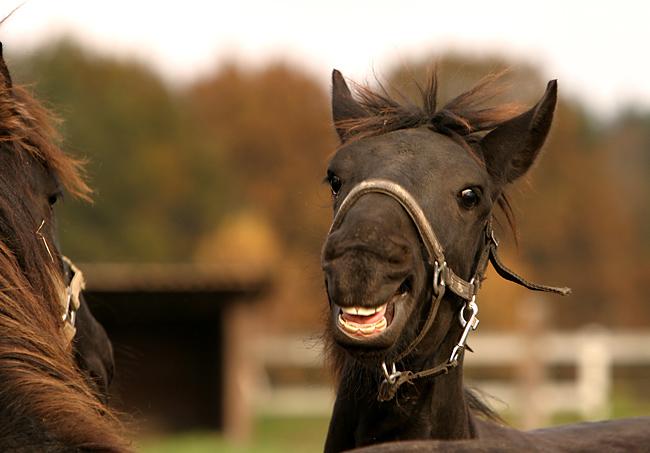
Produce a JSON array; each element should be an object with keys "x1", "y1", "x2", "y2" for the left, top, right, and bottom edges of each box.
[{"x1": 480, "y1": 80, "x2": 557, "y2": 187}]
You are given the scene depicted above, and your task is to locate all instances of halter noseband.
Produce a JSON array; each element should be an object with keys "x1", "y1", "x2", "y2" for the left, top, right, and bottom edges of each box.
[
  {"x1": 329, "y1": 179, "x2": 482, "y2": 300},
  {"x1": 328, "y1": 179, "x2": 570, "y2": 401}
]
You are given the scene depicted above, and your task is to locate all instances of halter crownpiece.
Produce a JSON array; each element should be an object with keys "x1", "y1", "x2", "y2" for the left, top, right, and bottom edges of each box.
[{"x1": 327, "y1": 179, "x2": 570, "y2": 401}]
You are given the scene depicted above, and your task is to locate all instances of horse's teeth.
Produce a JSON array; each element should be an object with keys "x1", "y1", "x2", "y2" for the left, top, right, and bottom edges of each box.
[
  {"x1": 339, "y1": 314, "x2": 359, "y2": 333},
  {"x1": 341, "y1": 304, "x2": 387, "y2": 316},
  {"x1": 356, "y1": 307, "x2": 377, "y2": 316},
  {"x1": 338, "y1": 313, "x2": 388, "y2": 336}
]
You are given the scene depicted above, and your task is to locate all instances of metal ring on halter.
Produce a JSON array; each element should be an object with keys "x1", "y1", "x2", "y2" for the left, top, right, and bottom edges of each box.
[
  {"x1": 458, "y1": 278, "x2": 477, "y2": 327},
  {"x1": 381, "y1": 361, "x2": 400, "y2": 385},
  {"x1": 61, "y1": 257, "x2": 84, "y2": 329},
  {"x1": 62, "y1": 290, "x2": 72, "y2": 323},
  {"x1": 433, "y1": 260, "x2": 447, "y2": 296},
  {"x1": 458, "y1": 295, "x2": 476, "y2": 328},
  {"x1": 62, "y1": 286, "x2": 78, "y2": 327}
]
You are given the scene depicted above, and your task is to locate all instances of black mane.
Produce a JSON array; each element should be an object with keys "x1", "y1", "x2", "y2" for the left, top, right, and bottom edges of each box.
[{"x1": 335, "y1": 67, "x2": 524, "y2": 145}]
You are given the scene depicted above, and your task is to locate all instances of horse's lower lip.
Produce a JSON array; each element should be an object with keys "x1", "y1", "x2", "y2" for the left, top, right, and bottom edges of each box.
[{"x1": 337, "y1": 292, "x2": 404, "y2": 338}]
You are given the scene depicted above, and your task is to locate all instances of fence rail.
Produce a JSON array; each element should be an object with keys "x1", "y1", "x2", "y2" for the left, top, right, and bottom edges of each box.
[{"x1": 254, "y1": 328, "x2": 650, "y2": 426}]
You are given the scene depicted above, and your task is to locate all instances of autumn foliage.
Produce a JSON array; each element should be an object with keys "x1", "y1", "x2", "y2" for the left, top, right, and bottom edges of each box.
[{"x1": 11, "y1": 40, "x2": 650, "y2": 331}]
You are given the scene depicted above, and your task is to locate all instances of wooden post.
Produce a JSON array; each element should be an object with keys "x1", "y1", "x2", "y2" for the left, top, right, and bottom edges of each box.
[
  {"x1": 517, "y1": 295, "x2": 548, "y2": 430},
  {"x1": 577, "y1": 325, "x2": 611, "y2": 420},
  {"x1": 222, "y1": 301, "x2": 261, "y2": 443}
]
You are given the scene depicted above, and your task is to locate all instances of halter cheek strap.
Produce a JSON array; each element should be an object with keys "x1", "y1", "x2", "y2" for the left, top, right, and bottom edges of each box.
[
  {"x1": 328, "y1": 179, "x2": 570, "y2": 401},
  {"x1": 61, "y1": 256, "x2": 84, "y2": 344},
  {"x1": 329, "y1": 179, "x2": 481, "y2": 300}
]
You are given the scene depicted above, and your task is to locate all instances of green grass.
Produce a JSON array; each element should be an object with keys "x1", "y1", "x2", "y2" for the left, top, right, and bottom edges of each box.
[
  {"x1": 137, "y1": 389, "x2": 650, "y2": 452},
  {"x1": 137, "y1": 417, "x2": 330, "y2": 453},
  {"x1": 549, "y1": 383, "x2": 650, "y2": 426}
]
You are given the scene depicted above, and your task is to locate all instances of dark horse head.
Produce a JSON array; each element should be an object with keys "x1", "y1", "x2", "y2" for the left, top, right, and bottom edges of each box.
[
  {"x1": 0, "y1": 43, "x2": 130, "y2": 450},
  {"x1": 322, "y1": 68, "x2": 568, "y2": 451}
]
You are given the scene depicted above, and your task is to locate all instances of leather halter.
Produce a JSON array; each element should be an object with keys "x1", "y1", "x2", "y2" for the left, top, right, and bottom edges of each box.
[
  {"x1": 35, "y1": 221, "x2": 84, "y2": 344},
  {"x1": 328, "y1": 179, "x2": 570, "y2": 401},
  {"x1": 61, "y1": 256, "x2": 84, "y2": 343}
]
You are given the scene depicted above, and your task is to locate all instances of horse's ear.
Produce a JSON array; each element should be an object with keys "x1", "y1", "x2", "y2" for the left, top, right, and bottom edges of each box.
[
  {"x1": 480, "y1": 80, "x2": 557, "y2": 187},
  {"x1": 332, "y1": 69, "x2": 366, "y2": 141},
  {"x1": 0, "y1": 42, "x2": 13, "y2": 89}
]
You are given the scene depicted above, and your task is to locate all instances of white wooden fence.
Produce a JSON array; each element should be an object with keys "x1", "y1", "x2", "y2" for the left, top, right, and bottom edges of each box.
[
  {"x1": 464, "y1": 326, "x2": 650, "y2": 427},
  {"x1": 254, "y1": 327, "x2": 650, "y2": 427}
]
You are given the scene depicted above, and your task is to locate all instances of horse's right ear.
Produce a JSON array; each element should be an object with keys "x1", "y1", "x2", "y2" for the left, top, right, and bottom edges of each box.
[
  {"x1": 332, "y1": 69, "x2": 366, "y2": 141},
  {"x1": 0, "y1": 42, "x2": 13, "y2": 89}
]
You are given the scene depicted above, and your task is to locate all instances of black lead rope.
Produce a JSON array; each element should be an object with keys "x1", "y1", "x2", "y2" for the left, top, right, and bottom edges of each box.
[{"x1": 488, "y1": 243, "x2": 572, "y2": 296}]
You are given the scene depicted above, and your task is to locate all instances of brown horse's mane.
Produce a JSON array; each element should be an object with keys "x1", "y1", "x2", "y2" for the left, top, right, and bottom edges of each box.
[
  {"x1": 0, "y1": 82, "x2": 91, "y2": 199},
  {"x1": 0, "y1": 75, "x2": 130, "y2": 449},
  {"x1": 326, "y1": 68, "x2": 529, "y2": 423}
]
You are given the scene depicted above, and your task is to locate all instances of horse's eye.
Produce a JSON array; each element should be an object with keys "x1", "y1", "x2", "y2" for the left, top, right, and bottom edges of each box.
[
  {"x1": 328, "y1": 173, "x2": 342, "y2": 198},
  {"x1": 459, "y1": 188, "x2": 479, "y2": 209}
]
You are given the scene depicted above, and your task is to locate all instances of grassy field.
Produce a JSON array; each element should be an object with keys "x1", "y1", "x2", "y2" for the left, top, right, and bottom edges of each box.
[
  {"x1": 137, "y1": 416, "x2": 330, "y2": 453},
  {"x1": 137, "y1": 386, "x2": 650, "y2": 452}
]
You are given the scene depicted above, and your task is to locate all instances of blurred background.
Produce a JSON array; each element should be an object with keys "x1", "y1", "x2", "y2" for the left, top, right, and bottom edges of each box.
[{"x1": 3, "y1": 1, "x2": 650, "y2": 451}]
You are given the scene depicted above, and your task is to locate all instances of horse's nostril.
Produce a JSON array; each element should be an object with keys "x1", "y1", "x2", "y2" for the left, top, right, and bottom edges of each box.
[{"x1": 387, "y1": 241, "x2": 412, "y2": 264}]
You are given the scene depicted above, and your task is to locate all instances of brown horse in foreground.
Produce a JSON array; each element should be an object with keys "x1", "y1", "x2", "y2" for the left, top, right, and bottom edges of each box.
[
  {"x1": 0, "y1": 42, "x2": 131, "y2": 451},
  {"x1": 321, "y1": 68, "x2": 650, "y2": 452}
]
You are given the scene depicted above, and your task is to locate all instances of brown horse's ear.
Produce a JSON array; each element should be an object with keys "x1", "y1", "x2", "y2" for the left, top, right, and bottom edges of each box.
[
  {"x1": 0, "y1": 42, "x2": 13, "y2": 89},
  {"x1": 480, "y1": 80, "x2": 557, "y2": 187},
  {"x1": 332, "y1": 69, "x2": 366, "y2": 141}
]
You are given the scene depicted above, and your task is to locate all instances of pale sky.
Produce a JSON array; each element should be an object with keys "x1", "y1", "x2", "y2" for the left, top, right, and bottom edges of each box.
[{"x1": 2, "y1": 0, "x2": 649, "y2": 118}]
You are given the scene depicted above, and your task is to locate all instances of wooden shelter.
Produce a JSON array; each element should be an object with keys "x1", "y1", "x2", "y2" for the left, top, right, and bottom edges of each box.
[{"x1": 80, "y1": 262, "x2": 272, "y2": 441}]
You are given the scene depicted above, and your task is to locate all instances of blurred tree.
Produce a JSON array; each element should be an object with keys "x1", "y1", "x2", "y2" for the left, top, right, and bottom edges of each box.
[
  {"x1": 186, "y1": 63, "x2": 338, "y2": 334},
  {"x1": 8, "y1": 39, "x2": 650, "y2": 330},
  {"x1": 11, "y1": 41, "x2": 337, "y2": 333},
  {"x1": 187, "y1": 63, "x2": 336, "y2": 255},
  {"x1": 604, "y1": 111, "x2": 650, "y2": 250},
  {"x1": 12, "y1": 40, "x2": 231, "y2": 262},
  {"x1": 516, "y1": 100, "x2": 649, "y2": 327}
]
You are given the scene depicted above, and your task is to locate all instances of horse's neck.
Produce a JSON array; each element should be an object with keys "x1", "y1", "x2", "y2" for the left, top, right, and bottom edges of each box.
[
  {"x1": 392, "y1": 334, "x2": 477, "y2": 440},
  {"x1": 325, "y1": 347, "x2": 476, "y2": 452}
]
